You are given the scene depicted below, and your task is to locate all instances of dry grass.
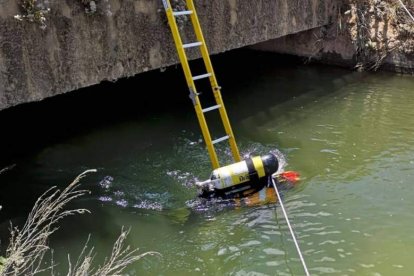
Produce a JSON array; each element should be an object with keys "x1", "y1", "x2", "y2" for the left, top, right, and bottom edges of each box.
[
  {"x1": 0, "y1": 165, "x2": 16, "y2": 176},
  {"x1": 66, "y1": 228, "x2": 159, "y2": 276},
  {"x1": 0, "y1": 170, "x2": 159, "y2": 275}
]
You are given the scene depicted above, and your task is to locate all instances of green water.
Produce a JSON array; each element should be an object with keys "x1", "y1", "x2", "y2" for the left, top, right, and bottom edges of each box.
[{"x1": 1, "y1": 52, "x2": 414, "y2": 275}]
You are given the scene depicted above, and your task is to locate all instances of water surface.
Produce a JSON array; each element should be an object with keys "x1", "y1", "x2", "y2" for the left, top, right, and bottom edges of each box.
[{"x1": 1, "y1": 51, "x2": 413, "y2": 275}]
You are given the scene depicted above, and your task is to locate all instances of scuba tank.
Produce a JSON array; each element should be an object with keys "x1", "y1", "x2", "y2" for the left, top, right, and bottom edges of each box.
[
  {"x1": 191, "y1": 170, "x2": 301, "y2": 212},
  {"x1": 196, "y1": 153, "x2": 279, "y2": 199}
]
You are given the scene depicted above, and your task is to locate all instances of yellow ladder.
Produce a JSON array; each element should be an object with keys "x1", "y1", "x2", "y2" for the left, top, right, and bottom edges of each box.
[{"x1": 162, "y1": 0, "x2": 241, "y2": 169}]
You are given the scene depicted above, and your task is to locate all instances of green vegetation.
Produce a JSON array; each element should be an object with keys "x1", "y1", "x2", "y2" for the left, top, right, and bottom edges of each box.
[
  {"x1": 0, "y1": 257, "x2": 6, "y2": 273},
  {"x1": 14, "y1": 0, "x2": 50, "y2": 30},
  {"x1": 13, "y1": 0, "x2": 112, "y2": 28}
]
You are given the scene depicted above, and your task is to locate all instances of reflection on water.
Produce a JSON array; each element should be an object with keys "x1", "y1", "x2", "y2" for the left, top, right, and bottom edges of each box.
[{"x1": 1, "y1": 51, "x2": 414, "y2": 275}]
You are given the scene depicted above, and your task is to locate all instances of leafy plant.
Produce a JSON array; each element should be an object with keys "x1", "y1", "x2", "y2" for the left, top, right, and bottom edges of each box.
[{"x1": 14, "y1": 0, "x2": 50, "y2": 30}]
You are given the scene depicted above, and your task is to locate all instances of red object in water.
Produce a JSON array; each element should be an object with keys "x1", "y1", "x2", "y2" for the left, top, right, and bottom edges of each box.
[{"x1": 280, "y1": 171, "x2": 300, "y2": 183}]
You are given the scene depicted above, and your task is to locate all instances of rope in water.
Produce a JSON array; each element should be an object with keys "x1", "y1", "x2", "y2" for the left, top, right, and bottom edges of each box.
[
  {"x1": 271, "y1": 176, "x2": 310, "y2": 276},
  {"x1": 398, "y1": 0, "x2": 414, "y2": 22}
]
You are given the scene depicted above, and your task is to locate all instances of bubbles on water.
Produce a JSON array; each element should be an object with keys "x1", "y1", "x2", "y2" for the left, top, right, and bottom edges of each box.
[
  {"x1": 188, "y1": 138, "x2": 203, "y2": 146},
  {"x1": 95, "y1": 144, "x2": 291, "y2": 215},
  {"x1": 167, "y1": 170, "x2": 189, "y2": 179},
  {"x1": 98, "y1": 196, "x2": 112, "y2": 202},
  {"x1": 115, "y1": 199, "x2": 128, "y2": 208},
  {"x1": 185, "y1": 197, "x2": 231, "y2": 215},
  {"x1": 270, "y1": 148, "x2": 287, "y2": 174},
  {"x1": 114, "y1": 190, "x2": 125, "y2": 197},
  {"x1": 240, "y1": 143, "x2": 288, "y2": 174},
  {"x1": 99, "y1": 175, "x2": 113, "y2": 189},
  {"x1": 133, "y1": 200, "x2": 163, "y2": 211},
  {"x1": 97, "y1": 175, "x2": 165, "y2": 211},
  {"x1": 166, "y1": 169, "x2": 200, "y2": 188}
]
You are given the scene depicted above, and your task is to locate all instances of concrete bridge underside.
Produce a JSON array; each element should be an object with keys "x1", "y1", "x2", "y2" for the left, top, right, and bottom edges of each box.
[{"x1": 0, "y1": 0, "x2": 338, "y2": 110}]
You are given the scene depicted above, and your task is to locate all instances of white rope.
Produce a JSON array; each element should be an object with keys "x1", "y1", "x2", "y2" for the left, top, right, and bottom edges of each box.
[
  {"x1": 398, "y1": 0, "x2": 414, "y2": 22},
  {"x1": 271, "y1": 176, "x2": 310, "y2": 276}
]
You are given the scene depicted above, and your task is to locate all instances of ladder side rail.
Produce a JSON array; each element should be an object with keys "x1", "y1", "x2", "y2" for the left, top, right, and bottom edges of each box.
[
  {"x1": 186, "y1": 0, "x2": 241, "y2": 162},
  {"x1": 163, "y1": 0, "x2": 220, "y2": 168}
]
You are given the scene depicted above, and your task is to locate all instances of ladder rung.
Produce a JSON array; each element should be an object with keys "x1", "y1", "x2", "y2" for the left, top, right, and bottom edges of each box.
[
  {"x1": 183, "y1": 42, "x2": 202, "y2": 49},
  {"x1": 212, "y1": 135, "x2": 230, "y2": 145},
  {"x1": 202, "y1": 104, "x2": 221, "y2": 113},
  {"x1": 193, "y1": 73, "x2": 212, "y2": 81},
  {"x1": 173, "y1": 10, "x2": 193, "y2": 16}
]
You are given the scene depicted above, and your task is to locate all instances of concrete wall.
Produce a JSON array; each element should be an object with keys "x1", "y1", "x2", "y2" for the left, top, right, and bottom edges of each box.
[
  {"x1": 0, "y1": 0, "x2": 337, "y2": 110},
  {"x1": 253, "y1": 1, "x2": 414, "y2": 74},
  {"x1": 253, "y1": 26, "x2": 414, "y2": 74}
]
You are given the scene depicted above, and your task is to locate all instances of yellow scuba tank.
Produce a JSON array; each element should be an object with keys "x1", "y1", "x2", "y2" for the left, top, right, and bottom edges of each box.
[{"x1": 197, "y1": 153, "x2": 279, "y2": 198}]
